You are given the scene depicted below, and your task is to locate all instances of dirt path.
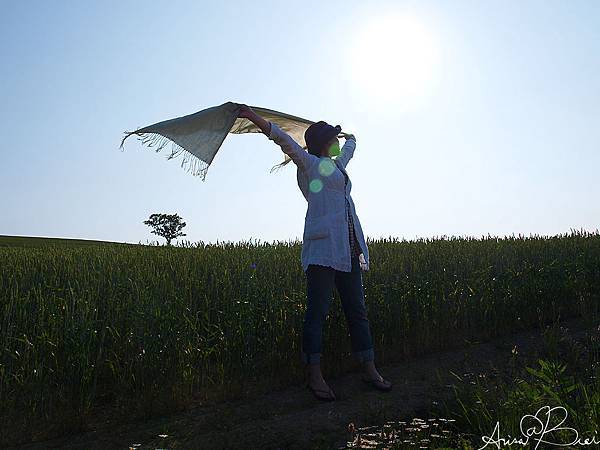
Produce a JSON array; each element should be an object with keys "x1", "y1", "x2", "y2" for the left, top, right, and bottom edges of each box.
[{"x1": 11, "y1": 316, "x2": 596, "y2": 450}]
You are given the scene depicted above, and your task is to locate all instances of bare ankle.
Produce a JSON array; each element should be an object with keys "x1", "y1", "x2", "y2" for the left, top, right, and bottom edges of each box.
[
  {"x1": 306, "y1": 364, "x2": 323, "y2": 380},
  {"x1": 362, "y1": 361, "x2": 375, "y2": 371}
]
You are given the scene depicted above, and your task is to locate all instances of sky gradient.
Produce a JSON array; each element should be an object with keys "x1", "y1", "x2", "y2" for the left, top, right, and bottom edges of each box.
[{"x1": 1, "y1": 0, "x2": 598, "y2": 245}]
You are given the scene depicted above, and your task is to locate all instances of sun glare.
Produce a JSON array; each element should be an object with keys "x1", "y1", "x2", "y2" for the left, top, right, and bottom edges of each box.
[{"x1": 347, "y1": 12, "x2": 440, "y2": 112}]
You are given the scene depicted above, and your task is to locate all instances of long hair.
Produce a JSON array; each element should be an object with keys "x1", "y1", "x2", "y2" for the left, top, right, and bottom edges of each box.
[
  {"x1": 270, "y1": 157, "x2": 293, "y2": 173},
  {"x1": 269, "y1": 143, "x2": 324, "y2": 174}
]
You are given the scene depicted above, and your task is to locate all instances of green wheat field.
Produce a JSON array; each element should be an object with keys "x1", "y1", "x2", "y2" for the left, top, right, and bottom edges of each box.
[{"x1": 1, "y1": 230, "x2": 599, "y2": 448}]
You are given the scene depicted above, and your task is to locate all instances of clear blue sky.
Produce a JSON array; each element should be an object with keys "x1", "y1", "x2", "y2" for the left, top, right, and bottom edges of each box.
[{"x1": 1, "y1": 0, "x2": 598, "y2": 245}]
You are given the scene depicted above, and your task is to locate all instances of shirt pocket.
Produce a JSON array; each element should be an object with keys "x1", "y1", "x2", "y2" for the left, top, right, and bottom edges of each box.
[{"x1": 303, "y1": 215, "x2": 330, "y2": 240}]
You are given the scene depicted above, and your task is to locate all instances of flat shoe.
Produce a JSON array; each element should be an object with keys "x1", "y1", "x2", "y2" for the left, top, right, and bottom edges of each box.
[
  {"x1": 361, "y1": 376, "x2": 393, "y2": 392},
  {"x1": 306, "y1": 382, "x2": 336, "y2": 401}
]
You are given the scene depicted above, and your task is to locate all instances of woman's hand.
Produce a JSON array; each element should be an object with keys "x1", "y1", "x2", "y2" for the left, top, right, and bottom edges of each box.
[
  {"x1": 237, "y1": 104, "x2": 254, "y2": 119},
  {"x1": 237, "y1": 103, "x2": 271, "y2": 135}
]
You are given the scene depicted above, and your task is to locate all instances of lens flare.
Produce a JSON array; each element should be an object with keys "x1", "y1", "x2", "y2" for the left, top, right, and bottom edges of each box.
[
  {"x1": 309, "y1": 179, "x2": 324, "y2": 193},
  {"x1": 318, "y1": 159, "x2": 336, "y2": 176}
]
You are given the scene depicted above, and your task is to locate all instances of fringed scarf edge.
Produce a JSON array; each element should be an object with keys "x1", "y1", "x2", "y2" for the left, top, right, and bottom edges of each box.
[{"x1": 120, "y1": 130, "x2": 209, "y2": 181}]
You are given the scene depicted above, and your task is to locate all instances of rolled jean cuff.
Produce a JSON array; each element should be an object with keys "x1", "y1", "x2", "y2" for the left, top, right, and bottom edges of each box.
[
  {"x1": 301, "y1": 352, "x2": 321, "y2": 365},
  {"x1": 353, "y1": 347, "x2": 374, "y2": 363}
]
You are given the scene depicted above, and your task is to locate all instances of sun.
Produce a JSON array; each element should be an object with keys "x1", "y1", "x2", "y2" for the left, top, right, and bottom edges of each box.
[{"x1": 346, "y1": 12, "x2": 441, "y2": 112}]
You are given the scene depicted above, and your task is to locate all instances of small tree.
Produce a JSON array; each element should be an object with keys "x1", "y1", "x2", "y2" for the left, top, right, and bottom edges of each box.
[{"x1": 143, "y1": 213, "x2": 187, "y2": 246}]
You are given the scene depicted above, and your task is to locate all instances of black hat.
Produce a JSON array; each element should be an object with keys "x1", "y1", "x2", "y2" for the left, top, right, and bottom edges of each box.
[{"x1": 304, "y1": 121, "x2": 342, "y2": 156}]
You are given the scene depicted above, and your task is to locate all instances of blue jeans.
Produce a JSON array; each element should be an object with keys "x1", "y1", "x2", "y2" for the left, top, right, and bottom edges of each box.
[{"x1": 301, "y1": 253, "x2": 375, "y2": 365}]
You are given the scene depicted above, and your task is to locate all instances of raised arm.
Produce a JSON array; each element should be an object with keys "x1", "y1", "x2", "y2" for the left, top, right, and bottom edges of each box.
[
  {"x1": 335, "y1": 134, "x2": 356, "y2": 169},
  {"x1": 237, "y1": 104, "x2": 317, "y2": 173}
]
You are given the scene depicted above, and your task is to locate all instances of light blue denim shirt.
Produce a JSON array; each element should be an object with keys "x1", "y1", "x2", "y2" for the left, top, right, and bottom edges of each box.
[{"x1": 267, "y1": 121, "x2": 370, "y2": 273}]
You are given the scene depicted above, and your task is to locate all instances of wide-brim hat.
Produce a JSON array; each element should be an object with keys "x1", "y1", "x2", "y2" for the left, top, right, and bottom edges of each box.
[{"x1": 304, "y1": 121, "x2": 342, "y2": 155}]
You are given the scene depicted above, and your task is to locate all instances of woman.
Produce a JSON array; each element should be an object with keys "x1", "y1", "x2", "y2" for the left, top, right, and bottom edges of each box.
[{"x1": 237, "y1": 105, "x2": 392, "y2": 401}]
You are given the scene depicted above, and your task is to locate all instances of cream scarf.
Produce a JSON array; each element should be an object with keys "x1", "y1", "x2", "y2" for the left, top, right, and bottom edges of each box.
[{"x1": 119, "y1": 101, "x2": 351, "y2": 181}]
